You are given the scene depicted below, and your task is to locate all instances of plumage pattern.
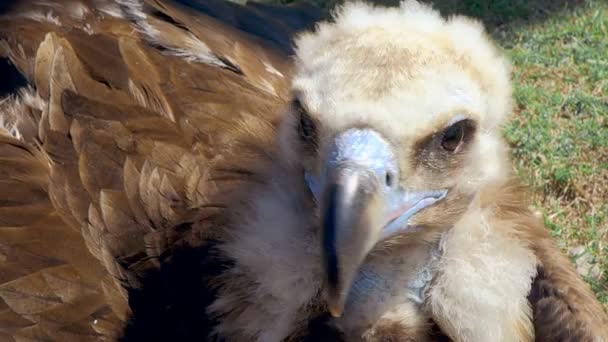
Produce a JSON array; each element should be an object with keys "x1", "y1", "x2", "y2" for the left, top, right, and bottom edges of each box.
[
  {"x1": 0, "y1": 1, "x2": 606, "y2": 341},
  {"x1": 0, "y1": 1, "x2": 319, "y2": 340}
]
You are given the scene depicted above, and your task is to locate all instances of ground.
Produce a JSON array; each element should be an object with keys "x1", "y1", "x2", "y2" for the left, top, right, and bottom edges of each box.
[{"x1": 264, "y1": 0, "x2": 608, "y2": 308}]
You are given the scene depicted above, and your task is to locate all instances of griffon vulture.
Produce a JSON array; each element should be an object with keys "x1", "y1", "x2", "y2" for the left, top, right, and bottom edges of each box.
[{"x1": 0, "y1": 0, "x2": 606, "y2": 341}]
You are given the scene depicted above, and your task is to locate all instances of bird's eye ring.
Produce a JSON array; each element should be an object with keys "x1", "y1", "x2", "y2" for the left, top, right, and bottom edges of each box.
[{"x1": 440, "y1": 119, "x2": 473, "y2": 152}]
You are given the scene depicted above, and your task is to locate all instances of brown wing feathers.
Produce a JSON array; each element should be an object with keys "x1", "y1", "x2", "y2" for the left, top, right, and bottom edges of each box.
[
  {"x1": 0, "y1": 127, "x2": 122, "y2": 340},
  {"x1": 0, "y1": 0, "x2": 320, "y2": 340}
]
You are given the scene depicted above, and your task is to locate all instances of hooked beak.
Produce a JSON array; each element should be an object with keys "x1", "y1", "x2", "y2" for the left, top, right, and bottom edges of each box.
[{"x1": 307, "y1": 129, "x2": 447, "y2": 318}]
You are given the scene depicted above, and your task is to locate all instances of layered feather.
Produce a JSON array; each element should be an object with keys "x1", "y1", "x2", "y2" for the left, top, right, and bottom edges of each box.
[{"x1": 0, "y1": 0, "x2": 320, "y2": 340}]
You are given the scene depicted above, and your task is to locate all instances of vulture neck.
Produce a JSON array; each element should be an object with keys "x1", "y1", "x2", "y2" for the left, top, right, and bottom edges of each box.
[
  {"x1": 210, "y1": 158, "x2": 324, "y2": 340},
  {"x1": 212, "y1": 152, "x2": 455, "y2": 340}
]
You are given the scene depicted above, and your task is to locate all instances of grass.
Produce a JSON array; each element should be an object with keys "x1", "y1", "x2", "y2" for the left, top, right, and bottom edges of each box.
[
  {"x1": 261, "y1": 0, "x2": 608, "y2": 307},
  {"x1": 501, "y1": 0, "x2": 608, "y2": 307}
]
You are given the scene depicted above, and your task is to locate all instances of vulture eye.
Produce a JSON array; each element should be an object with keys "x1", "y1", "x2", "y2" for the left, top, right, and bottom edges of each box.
[
  {"x1": 294, "y1": 99, "x2": 317, "y2": 146},
  {"x1": 440, "y1": 119, "x2": 474, "y2": 153}
]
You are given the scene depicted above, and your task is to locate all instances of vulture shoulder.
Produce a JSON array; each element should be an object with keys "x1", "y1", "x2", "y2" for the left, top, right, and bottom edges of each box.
[
  {"x1": 514, "y1": 187, "x2": 608, "y2": 341},
  {"x1": 426, "y1": 180, "x2": 608, "y2": 342},
  {"x1": 0, "y1": 0, "x2": 320, "y2": 340},
  {"x1": 528, "y1": 226, "x2": 608, "y2": 341},
  {"x1": 523, "y1": 191, "x2": 608, "y2": 341}
]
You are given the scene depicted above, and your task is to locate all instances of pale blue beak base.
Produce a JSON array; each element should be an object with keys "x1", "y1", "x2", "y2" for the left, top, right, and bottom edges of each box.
[{"x1": 306, "y1": 128, "x2": 447, "y2": 239}]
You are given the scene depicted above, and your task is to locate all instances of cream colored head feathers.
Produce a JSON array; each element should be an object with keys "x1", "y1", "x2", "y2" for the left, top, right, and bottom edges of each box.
[
  {"x1": 292, "y1": 0, "x2": 512, "y2": 129},
  {"x1": 282, "y1": 0, "x2": 513, "y2": 198}
]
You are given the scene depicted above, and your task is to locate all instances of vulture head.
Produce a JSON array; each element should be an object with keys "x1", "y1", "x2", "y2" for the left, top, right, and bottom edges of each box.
[{"x1": 278, "y1": 1, "x2": 512, "y2": 317}]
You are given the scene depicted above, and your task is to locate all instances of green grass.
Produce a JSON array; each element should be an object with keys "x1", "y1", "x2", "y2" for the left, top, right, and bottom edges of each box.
[
  {"x1": 259, "y1": 0, "x2": 608, "y2": 307},
  {"x1": 502, "y1": 1, "x2": 608, "y2": 306}
]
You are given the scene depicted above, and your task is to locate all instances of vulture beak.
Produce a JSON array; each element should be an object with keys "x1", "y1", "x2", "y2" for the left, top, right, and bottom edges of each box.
[{"x1": 306, "y1": 129, "x2": 447, "y2": 318}]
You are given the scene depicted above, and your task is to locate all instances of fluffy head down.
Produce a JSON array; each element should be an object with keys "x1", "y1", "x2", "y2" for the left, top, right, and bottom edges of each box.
[
  {"x1": 292, "y1": 0, "x2": 512, "y2": 130},
  {"x1": 281, "y1": 0, "x2": 514, "y2": 215}
]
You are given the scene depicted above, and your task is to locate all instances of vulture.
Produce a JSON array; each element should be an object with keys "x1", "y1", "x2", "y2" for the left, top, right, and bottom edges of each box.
[{"x1": 0, "y1": 0, "x2": 606, "y2": 341}]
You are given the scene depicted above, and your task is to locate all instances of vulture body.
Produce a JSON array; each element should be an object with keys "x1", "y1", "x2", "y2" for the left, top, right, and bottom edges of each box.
[{"x1": 0, "y1": 0, "x2": 606, "y2": 341}]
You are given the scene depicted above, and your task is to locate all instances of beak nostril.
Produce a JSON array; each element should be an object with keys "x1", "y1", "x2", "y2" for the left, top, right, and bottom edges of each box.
[{"x1": 385, "y1": 171, "x2": 395, "y2": 188}]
